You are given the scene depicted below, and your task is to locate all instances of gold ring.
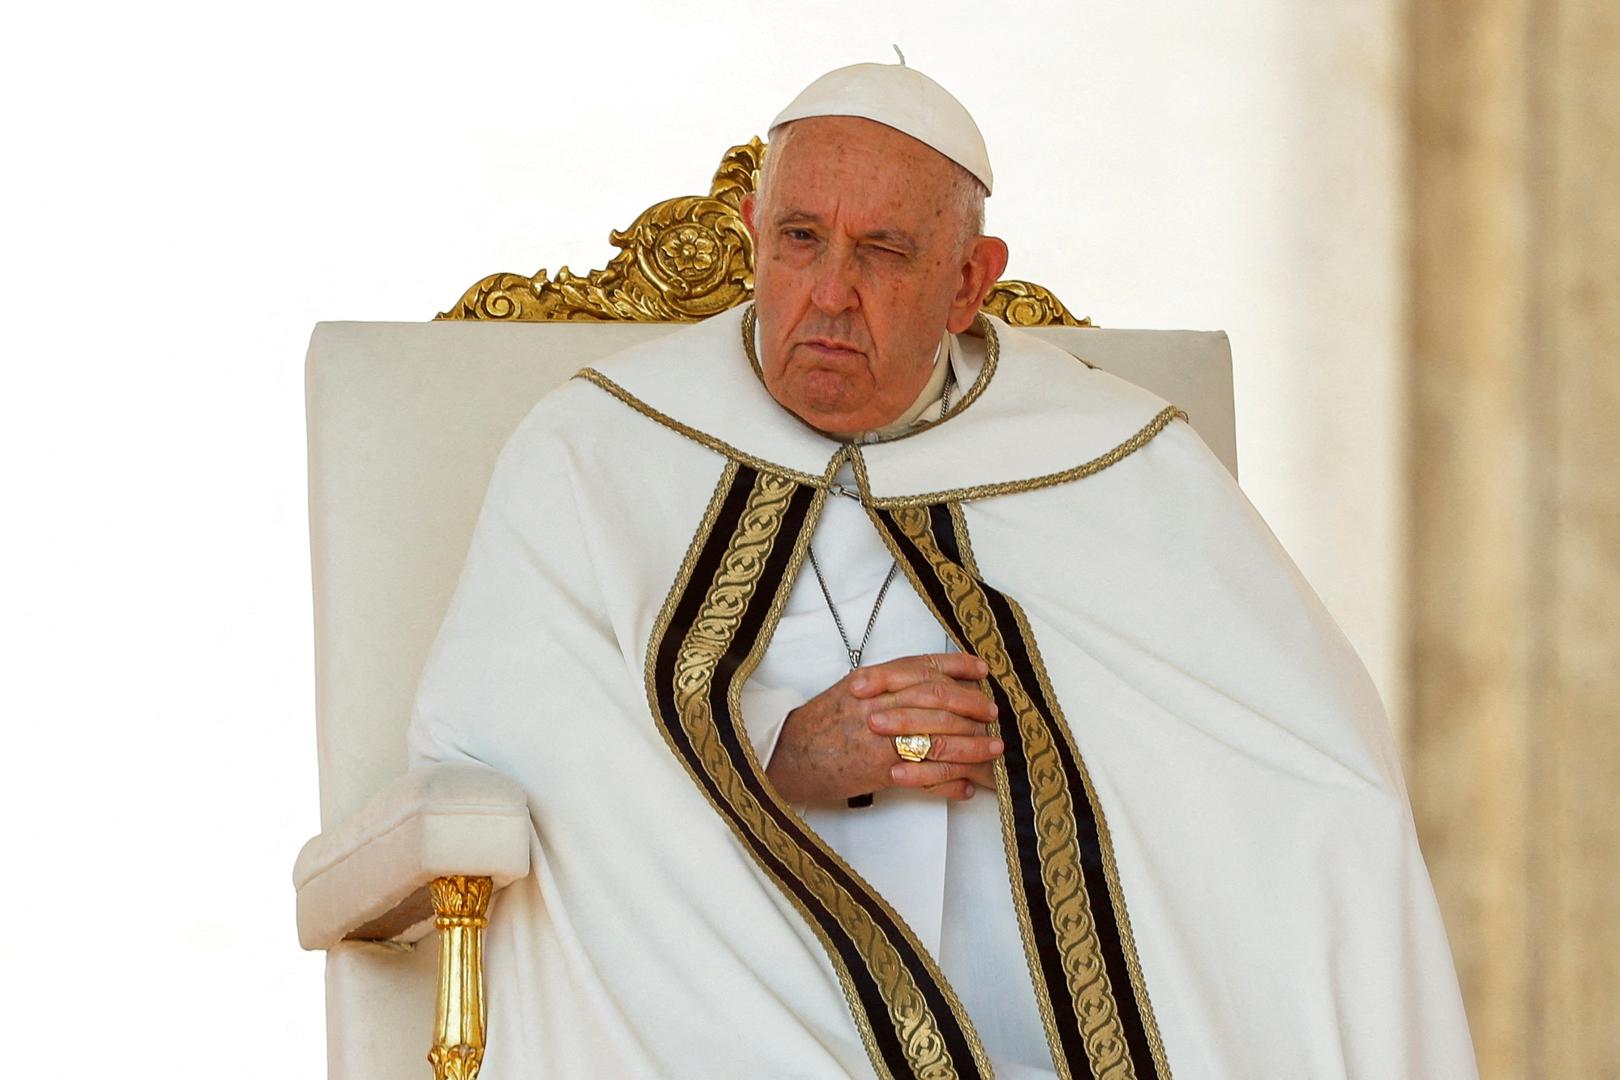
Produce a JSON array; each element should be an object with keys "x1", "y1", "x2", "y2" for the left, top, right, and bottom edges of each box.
[{"x1": 893, "y1": 734, "x2": 932, "y2": 762}]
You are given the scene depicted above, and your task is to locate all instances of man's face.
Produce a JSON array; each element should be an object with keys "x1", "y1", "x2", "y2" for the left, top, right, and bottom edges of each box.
[{"x1": 743, "y1": 116, "x2": 1007, "y2": 437}]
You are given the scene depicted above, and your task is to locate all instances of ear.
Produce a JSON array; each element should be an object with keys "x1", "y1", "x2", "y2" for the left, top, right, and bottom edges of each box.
[
  {"x1": 945, "y1": 235, "x2": 1010, "y2": 334},
  {"x1": 741, "y1": 193, "x2": 759, "y2": 239}
]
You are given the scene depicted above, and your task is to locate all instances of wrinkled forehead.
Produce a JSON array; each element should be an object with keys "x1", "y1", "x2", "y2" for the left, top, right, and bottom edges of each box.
[{"x1": 763, "y1": 116, "x2": 969, "y2": 210}]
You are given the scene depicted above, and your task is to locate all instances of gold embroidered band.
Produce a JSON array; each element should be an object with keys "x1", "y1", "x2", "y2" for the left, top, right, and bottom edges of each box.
[
  {"x1": 644, "y1": 461, "x2": 992, "y2": 1079},
  {"x1": 869, "y1": 501, "x2": 1172, "y2": 1080}
]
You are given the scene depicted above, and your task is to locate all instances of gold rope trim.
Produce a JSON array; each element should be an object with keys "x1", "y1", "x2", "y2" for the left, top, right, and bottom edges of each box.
[
  {"x1": 863, "y1": 405, "x2": 1188, "y2": 509},
  {"x1": 580, "y1": 355, "x2": 1184, "y2": 511},
  {"x1": 575, "y1": 367, "x2": 832, "y2": 489}
]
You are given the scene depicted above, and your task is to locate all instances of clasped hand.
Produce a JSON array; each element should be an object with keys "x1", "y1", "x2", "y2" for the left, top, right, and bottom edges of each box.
[{"x1": 765, "y1": 653, "x2": 1003, "y2": 804}]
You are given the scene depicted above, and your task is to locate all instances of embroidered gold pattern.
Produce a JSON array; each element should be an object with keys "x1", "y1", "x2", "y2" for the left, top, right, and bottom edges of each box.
[
  {"x1": 892, "y1": 504, "x2": 1072, "y2": 1078},
  {"x1": 645, "y1": 463, "x2": 989, "y2": 1079},
  {"x1": 888, "y1": 504, "x2": 1137, "y2": 1077},
  {"x1": 943, "y1": 505, "x2": 1073, "y2": 1077},
  {"x1": 1004, "y1": 597, "x2": 1173, "y2": 1077},
  {"x1": 639, "y1": 464, "x2": 893, "y2": 1072}
]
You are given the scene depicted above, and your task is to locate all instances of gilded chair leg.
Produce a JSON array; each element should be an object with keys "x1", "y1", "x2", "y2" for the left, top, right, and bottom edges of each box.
[{"x1": 428, "y1": 875, "x2": 493, "y2": 1080}]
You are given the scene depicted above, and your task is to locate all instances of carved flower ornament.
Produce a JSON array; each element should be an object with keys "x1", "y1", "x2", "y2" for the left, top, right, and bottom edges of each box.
[{"x1": 659, "y1": 224, "x2": 720, "y2": 278}]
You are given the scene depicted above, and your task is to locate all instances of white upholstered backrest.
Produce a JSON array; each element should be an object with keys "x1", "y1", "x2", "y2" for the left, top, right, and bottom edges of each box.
[{"x1": 303, "y1": 318, "x2": 1233, "y2": 1079}]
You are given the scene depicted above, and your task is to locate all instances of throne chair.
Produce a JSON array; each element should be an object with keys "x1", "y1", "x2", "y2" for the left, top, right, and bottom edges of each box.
[{"x1": 291, "y1": 138, "x2": 1237, "y2": 1079}]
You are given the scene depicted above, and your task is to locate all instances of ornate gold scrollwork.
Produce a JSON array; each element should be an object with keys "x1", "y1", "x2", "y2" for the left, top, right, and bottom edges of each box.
[
  {"x1": 438, "y1": 141, "x2": 761, "y2": 322},
  {"x1": 428, "y1": 875, "x2": 493, "y2": 1080},
  {"x1": 981, "y1": 278, "x2": 1092, "y2": 327},
  {"x1": 437, "y1": 137, "x2": 1090, "y2": 326}
]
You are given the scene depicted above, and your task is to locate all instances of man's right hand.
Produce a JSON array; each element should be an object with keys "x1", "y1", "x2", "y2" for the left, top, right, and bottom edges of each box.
[{"x1": 764, "y1": 653, "x2": 1003, "y2": 805}]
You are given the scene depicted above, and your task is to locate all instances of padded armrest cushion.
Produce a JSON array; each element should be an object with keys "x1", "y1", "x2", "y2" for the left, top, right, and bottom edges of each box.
[{"x1": 293, "y1": 762, "x2": 531, "y2": 950}]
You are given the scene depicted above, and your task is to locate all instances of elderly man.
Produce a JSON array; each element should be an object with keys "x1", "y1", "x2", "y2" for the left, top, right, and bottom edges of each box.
[{"x1": 409, "y1": 62, "x2": 1477, "y2": 1078}]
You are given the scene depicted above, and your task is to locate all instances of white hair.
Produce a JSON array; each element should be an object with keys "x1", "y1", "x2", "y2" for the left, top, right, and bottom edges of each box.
[{"x1": 758, "y1": 121, "x2": 987, "y2": 251}]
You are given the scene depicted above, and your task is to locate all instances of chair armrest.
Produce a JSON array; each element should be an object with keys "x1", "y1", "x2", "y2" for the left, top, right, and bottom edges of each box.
[{"x1": 293, "y1": 762, "x2": 530, "y2": 950}]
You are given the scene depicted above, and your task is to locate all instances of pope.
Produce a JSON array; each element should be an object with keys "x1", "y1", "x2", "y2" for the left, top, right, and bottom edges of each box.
[{"x1": 409, "y1": 60, "x2": 1479, "y2": 1078}]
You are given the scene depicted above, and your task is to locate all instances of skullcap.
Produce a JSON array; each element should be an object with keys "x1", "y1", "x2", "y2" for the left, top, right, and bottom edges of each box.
[{"x1": 769, "y1": 62, "x2": 993, "y2": 195}]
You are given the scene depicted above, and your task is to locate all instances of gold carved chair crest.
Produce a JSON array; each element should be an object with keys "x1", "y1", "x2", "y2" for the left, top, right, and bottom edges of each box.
[{"x1": 436, "y1": 137, "x2": 1089, "y2": 327}]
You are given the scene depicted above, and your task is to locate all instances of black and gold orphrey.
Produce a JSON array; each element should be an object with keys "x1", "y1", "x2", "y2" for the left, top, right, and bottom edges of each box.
[{"x1": 630, "y1": 368, "x2": 1177, "y2": 1077}]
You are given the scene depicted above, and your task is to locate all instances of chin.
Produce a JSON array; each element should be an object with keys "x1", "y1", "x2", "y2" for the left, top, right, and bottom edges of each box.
[
  {"x1": 770, "y1": 369, "x2": 888, "y2": 435},
  {"x1": 789, "y1": 375, "x2": 858, "y2": 414},
  {"x1": 795, "y1": 405, "x2": 861, "y2": 435}
]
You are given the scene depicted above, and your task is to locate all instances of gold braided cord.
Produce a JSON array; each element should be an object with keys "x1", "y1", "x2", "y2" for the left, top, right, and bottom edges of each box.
[
  {"x1": 574, "y1": 368, "x2": 834, "y2": 489},
  {"x1": 863, "y1": 406, "x2": 1188, "y2": 509},
  {"x1": 578, "y1": 364, "x2": 1186, "y2": 511}
]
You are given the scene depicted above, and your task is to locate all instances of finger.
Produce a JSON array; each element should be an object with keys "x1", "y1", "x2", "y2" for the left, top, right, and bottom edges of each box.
[
  {"x1": 868, "y1": 708, "x2": 995, "y2": 738},
  {"x1": 907, "y1": 733, "x2": 1004, "y2": 764},
  {"x1": 927, "y1": 763, "x2": 997, "y2": 793},
  {"x1": 891, "y1": 760, "x2": 990, "y2": 788},
  {"x1": 850, "y1": 653, "x2": 990, "y2": 697},
  {"x1": 879, "y1": 679, "x2": 998, "y2": 723},
  {"x1": 923, "y1": 779, "x2": 976, "y2": 801},
  {"x1": 965, "y1": 762, "x2": 997, "y2": 791}
]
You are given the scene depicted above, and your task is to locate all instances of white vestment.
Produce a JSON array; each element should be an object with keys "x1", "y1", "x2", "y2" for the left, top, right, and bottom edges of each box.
[{"x1": 408, "y1": 305, "x2": 1477, "y2": 1079}]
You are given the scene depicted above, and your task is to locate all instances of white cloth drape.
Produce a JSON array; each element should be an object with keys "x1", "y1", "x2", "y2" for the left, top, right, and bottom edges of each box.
[{"x1": 409, "y1": 305, "x2": 1478, "y2": 1078}]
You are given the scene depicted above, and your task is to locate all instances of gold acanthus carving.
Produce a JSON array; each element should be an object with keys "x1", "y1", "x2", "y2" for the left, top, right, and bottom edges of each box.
[
  {"x1": 437, "y1": 137, "x2": 1091, "y2": 327},
  {"x1": 428, "y1": 875, "x2": 492, "y2": 1080},
  {"x1": 980, "y1": 279, "x2": 1091, "y2": 327}
]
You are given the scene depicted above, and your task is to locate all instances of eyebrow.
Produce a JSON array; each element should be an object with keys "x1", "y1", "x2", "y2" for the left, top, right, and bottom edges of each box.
[{"x1": 773, "y1": 208, "x2": 919, "y2": 254}]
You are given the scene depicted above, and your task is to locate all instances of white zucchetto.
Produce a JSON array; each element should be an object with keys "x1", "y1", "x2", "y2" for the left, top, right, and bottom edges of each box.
[{"x1": 769, "y1": 62, "x2": 993, "y2": 195}]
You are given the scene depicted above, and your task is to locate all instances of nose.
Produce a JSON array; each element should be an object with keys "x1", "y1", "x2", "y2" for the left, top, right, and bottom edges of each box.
[{"x1": 809, "y1": 247, "x2": 860, "y2": 316}]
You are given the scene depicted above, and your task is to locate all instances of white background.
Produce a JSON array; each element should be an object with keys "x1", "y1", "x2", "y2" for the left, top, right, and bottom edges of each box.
[{"x1": 2, "y1": 1, "x2": 1402, "y2": 1073}]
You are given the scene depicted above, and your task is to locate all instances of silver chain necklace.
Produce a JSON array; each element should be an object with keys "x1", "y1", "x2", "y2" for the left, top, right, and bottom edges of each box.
[
  {"x1": 808, "y1": 550, "x2": 899, "y2": 669},
  {"x1": 805, "y1": 360, "x2": 955, "y2": 670}
]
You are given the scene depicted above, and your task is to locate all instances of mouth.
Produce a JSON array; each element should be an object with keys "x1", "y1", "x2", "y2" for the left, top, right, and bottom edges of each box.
[{"x1": 798, "y1": 337, "x2": 865, "y2": 360}]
